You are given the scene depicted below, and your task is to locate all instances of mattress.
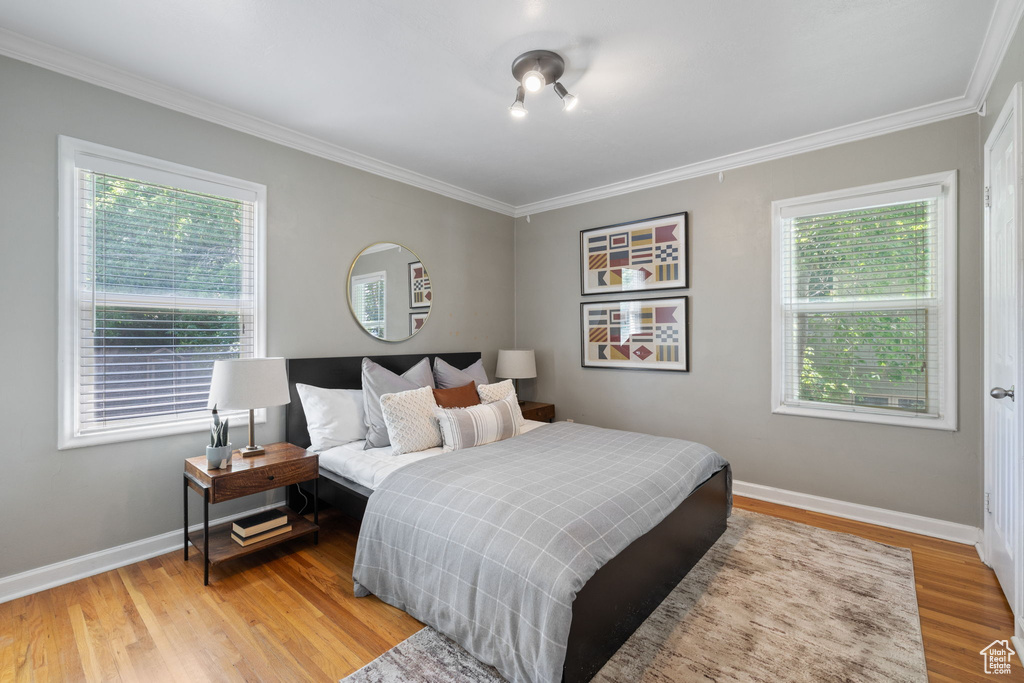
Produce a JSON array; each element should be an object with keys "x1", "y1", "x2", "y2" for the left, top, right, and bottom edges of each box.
[{"x1": 319, "y1": 419, "x2": 548, "y2": 490}]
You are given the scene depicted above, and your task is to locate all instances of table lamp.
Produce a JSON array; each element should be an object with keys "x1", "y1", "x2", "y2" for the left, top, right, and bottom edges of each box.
[
  {"x1": 207, "y1": 357, "x2": 290, "y2": 457},
  {"x1": 496, "y1": 349, "x2": 537, "y2": 398}
]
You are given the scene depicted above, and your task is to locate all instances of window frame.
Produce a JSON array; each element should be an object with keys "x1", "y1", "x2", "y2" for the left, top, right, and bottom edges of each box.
[
  {"x1": 57, "y1": 136, "x2": 268, "y2": 449},
  {"x1": 350, "y1": 270, "x2": 388, "y2": 339},
  {"x1": 770, "y1": 171, "x2": 958, "y2": 431}
]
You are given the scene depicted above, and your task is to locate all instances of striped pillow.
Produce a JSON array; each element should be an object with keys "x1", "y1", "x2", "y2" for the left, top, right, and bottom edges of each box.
[
  {"x1": 476, "y1": 379, "x2": 525, "y2": 428},
  {"x1": 434, "y1": 394, "x2": 521, "y2": 452}
]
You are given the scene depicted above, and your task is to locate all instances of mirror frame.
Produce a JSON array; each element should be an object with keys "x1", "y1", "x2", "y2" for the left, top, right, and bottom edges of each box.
[{"x1": 347, "y1": 242, "x2": 432, "y2": 343}]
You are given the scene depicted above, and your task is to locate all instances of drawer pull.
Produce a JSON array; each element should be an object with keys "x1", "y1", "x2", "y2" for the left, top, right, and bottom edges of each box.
[{"x1": 267, "y1": 475, "x2": 275, "y2": 481}]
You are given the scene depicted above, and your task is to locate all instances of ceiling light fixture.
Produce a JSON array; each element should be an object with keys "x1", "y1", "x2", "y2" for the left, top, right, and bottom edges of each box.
[
  {"x1": 510, "y1": 50, "x2": 577, "y2": 118},
  {"x1": 509, "y1": 85, "x2": 528, "y2": 118},
  {"x1": 553, "y1": 82, "x2": 577, "y2": 111}
]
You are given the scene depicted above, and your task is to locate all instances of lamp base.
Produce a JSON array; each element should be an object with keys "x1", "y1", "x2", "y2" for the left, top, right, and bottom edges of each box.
[{"x1": 239, "y1": 445, "x2": 265, "y2": 457}]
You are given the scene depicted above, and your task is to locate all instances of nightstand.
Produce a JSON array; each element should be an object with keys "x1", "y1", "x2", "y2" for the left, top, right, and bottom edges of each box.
[
  {"x1": 520, "y1": 401, "x2": 555, "y2": 423},
  {"x1": 183, "y1": 442, "x2": 319, "y2": 585}
]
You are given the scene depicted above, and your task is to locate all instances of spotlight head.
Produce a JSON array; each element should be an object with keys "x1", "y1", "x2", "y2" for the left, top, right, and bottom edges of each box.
[
  {"x1": 553, "y1": 82, "x2": 578, "y2": 111},
  {"x1": 509, "y1": 85, "x2": 528, "y2": 118},
  {"x1": 522, "y1": 69, "x2": 545, "y2": 93}
]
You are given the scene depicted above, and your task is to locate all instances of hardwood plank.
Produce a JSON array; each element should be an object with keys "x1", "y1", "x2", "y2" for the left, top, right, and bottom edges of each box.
[{"x1": 3, "y1": 500, "x2": 1017, "y2": 681}]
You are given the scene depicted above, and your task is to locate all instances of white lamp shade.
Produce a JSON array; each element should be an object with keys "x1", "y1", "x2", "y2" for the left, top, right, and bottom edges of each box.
[
  {"x1": 207, "y1": 358, "x2": 291, "y2": 410},
  {"x1": 496, "y1": 349, "x2": 537, "y2": 379}
]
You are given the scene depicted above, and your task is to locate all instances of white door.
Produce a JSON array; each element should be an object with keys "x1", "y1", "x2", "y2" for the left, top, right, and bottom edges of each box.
[{"x1": 984, "y1": 82, "x2": 1023, "y2": 641}]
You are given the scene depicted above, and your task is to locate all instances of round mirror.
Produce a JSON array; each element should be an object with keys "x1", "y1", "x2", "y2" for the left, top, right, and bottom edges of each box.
[{"x1": 348, "y1": 242, "x2": 432, "y2": 342}]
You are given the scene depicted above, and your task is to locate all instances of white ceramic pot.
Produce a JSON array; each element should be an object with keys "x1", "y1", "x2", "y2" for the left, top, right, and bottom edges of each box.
[{"x1": 206, "y1": 444, "x2": 232, "y2": 469}]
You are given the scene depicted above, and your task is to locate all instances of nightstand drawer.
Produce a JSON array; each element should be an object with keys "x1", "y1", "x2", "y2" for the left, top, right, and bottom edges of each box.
[
  {"x1": 212, "y1": 457, "x2": 317, "y2": 503},
  {"x1": 521, "y1": 402, "x2": 555, "y2": 422}
]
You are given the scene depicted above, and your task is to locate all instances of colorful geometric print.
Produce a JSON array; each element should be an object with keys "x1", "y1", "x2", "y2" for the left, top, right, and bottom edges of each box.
[
  {"x1": 631, "y1": 246, "x2": 653, "y2": 264},
  {"x1": 630, "y1": 229, "x2": 652, "y2": 246},
  {"x1": 609, "y1": 250, "x2": 630, "y2": 267},
  {"x1": 656, "y1": 345, "x2": 679, "y2": 362},
  {"x1": 655, "y1": 244, "x2": 678, "y2": 260},
  {"x1": 410, "y1": 261, "x2": 432, "y2": 308},
  {"x1": 656, "y1": 325, "x2": 679, "y2": 343},
  {"x1": 654, "y1": 224, "x2": 677, "y2": 243},
  {"x1": 584, "y1": 215, "x2": 686, "y2": 293},
  {"x1": 585, "y1": 300, "x2": 687, "y2": 370}
]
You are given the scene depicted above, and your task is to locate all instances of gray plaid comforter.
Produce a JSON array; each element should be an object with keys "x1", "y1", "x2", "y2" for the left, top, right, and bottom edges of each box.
[{"x1": 352, "y1": 421, "x2": 729, "y2": 683}]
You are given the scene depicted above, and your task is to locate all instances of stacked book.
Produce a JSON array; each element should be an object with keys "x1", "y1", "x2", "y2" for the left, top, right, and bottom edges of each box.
[{"x1": 231, "y1": 510, "x2": 292, "y2": 547}]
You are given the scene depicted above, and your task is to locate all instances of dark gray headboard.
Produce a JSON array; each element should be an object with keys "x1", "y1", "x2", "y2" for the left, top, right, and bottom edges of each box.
[{"x1": 285, "y1": 352, "x2": 482, "y2": 449}]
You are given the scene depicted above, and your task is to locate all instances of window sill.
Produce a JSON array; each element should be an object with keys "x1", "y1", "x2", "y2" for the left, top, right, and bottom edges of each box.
[
  {"x1": 58, "y1": 410, "x2": 266, "y2": 450},
  {"x1": 772, "y1": 403, "x2": 956, "y2": 431}
]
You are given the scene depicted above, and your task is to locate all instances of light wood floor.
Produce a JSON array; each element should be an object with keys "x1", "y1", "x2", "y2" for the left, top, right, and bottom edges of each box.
[{"x1": 1, "y1": 497, "x2": 1017, "y2": 682}]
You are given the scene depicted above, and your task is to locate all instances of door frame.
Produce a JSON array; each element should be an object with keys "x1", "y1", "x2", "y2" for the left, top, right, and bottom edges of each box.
[{"x1": 983, "y1": 80, "x2": 1024, "y2": 648}]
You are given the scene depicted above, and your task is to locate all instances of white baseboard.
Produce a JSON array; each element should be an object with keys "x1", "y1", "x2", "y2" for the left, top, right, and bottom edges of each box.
[
  {"x1": 0, "y1": 502, "x2": 282, "y2": 604},
  {"x1": 734, "y1": 479, "x2": 981, "y2": 545}
]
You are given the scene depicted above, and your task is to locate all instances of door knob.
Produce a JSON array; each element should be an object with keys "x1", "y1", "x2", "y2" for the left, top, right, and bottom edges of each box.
[{"x1": 991, "y1": 386, "x2": 1015, "y2": 401}]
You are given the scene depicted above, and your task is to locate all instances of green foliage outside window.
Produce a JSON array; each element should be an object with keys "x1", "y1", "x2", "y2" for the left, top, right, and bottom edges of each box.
[{"x1": 792, "y1": 202, "x2": 932, "y2": 412}]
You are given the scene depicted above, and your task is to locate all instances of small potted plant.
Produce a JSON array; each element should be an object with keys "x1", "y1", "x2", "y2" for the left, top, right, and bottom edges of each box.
[{"x1": 206, "y1": 405, "x2": 232, "y2": 469}]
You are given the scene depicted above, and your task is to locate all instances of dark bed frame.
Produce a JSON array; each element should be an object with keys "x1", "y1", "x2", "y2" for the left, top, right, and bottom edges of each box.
[{"x1": 284, "y1": 352, "x2": 729, "y2": 683}]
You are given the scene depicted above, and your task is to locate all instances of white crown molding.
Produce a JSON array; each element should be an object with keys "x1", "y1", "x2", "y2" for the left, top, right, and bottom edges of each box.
[
  {"x1": 0, "y1": 502, "x2": 282, "y2": 604},
  {"x1": 733, "y1": 479, "x2": 982, "y2": 546},
  {"x1": 965, "y1": 0, "x2": 1024, "y2": 107},
  {"x1": 513, "y1": 96, "x2": 977, "y2": 216},
  {"x1": 2, "y1": 1, "x2": 1022, "y2": 220},
  {"x1": 0, "y1": 28, "x2": 516, "y2": 217},
  {"x1": 513, "y1": 0, "x2": 1024, "y2": 217}
]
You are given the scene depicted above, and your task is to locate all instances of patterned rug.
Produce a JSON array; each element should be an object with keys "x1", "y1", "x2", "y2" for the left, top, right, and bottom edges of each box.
[{"x1": 342, "y1": 509, "x2": 928, "y2": 682}]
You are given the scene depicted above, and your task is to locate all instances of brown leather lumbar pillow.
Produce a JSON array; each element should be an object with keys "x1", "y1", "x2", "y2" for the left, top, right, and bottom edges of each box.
[{"x1": 432, "y1": 381, "x2": 481, "y2": 409}]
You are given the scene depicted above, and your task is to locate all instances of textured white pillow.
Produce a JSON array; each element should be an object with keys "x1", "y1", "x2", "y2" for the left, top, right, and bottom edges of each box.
[
  {"x1": 379, "y1": 386, "x2": 443, "y2": 456},
  {"x1": 295, "y1": 384, "x2": 366, "y2": 452},
  {"x1": 362, "y1": 357, "x2": 435, "y2": 449},
  {"x1": 435, "y1": 394, "x2": 522, "y2": 452},
  {"x1": 477, "y1": 379, "x2": 525, "y2": 427}
]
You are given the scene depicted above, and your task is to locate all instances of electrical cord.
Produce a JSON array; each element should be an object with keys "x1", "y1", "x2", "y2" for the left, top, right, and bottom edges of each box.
[{"x1": 293, "y1": 482, "x2": 311, "y2": 515}]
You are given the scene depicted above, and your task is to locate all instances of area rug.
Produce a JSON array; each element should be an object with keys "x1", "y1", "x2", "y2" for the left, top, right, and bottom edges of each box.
[{"x1": 342, "y1": 509, "x2": 928, "y2": 682}]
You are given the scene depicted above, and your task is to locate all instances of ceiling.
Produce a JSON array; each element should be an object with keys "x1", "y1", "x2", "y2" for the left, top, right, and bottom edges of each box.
[{"x1": 0, "y1": 1, "x2": 1018, "y2": 215}]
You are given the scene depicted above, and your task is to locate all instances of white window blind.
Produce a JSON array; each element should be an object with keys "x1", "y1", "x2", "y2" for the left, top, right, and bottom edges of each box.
[
  {"x1": 59, "y1": 137, "x2": 266, "y2": 448},
  {"x1": 351, "y1": 271, "x2": 387, "y2": 338},
  {"x1": 771, "y1": 172, "x2": 957, "y2": 430}
]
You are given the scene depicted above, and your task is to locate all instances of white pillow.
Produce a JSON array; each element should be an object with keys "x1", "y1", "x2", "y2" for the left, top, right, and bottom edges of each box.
[
  {"x1": 296, "y1": 384, "x2": 366, "y2": 452},
  {"x1": 379, "y1": 386, "x2": 443, "y2": 456},
  {"x1": 477, "y1": 379, "x2": 525, "y2": 428},
  {"x1": 435, "y1": 394, "x2": 522, "y2": 452}
]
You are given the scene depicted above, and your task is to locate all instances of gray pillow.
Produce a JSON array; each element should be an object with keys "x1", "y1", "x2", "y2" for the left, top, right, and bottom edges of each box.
[
  {"x1": 362, "y1": 357, "x2": 435, "y2": 449},
  {"x1": 433, "y1": 357, "x2": 490, "y2": 389}
]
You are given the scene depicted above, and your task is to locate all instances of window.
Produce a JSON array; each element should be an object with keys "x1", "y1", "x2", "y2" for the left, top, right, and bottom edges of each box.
[
  {"x1": 351, "y1": 271, "x2": 387, "y2": 338},
  {"x1": 771, "y1": 171, "x2": 957, "y2": 430},
  {"x1": 58, "y1": 137, "x2": 266, "y2": 448}
]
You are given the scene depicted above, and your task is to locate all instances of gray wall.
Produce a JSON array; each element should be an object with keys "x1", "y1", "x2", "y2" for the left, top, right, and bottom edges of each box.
[
  {"x1": 514, "y1": 115, "x2": 982, "y2": 526},
  {"x1": 0, "y1": 55, "x2": 515, "y2": 578}
]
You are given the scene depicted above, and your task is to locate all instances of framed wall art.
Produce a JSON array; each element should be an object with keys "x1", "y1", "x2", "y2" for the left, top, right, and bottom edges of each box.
[
  {"x1": 580, "y1": 296, "x2": 689, "y2": 372},
  {"x1": 408, "y1": 261, "x2": 432, "y2": 308},
  {"x1": 409, "y1": 311, "x2": 428, "y2": 336},
  {"x1": 580, "y1": 211, "x2": 688, "y2": 295}
]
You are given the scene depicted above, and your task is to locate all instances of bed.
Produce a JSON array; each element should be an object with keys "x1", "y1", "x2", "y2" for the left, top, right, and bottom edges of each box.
[{"x1": 284, "y1": 352, "x2": 730, "y2": 683}]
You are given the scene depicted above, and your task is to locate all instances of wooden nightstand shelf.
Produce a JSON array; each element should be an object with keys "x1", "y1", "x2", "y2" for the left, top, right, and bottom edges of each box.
[
  {"x1": 183, "y1": 442, "x2": 319, "y2": 585},
  {"x1": 520, "y1": 401, "x2": 555, "y2": 422}
]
